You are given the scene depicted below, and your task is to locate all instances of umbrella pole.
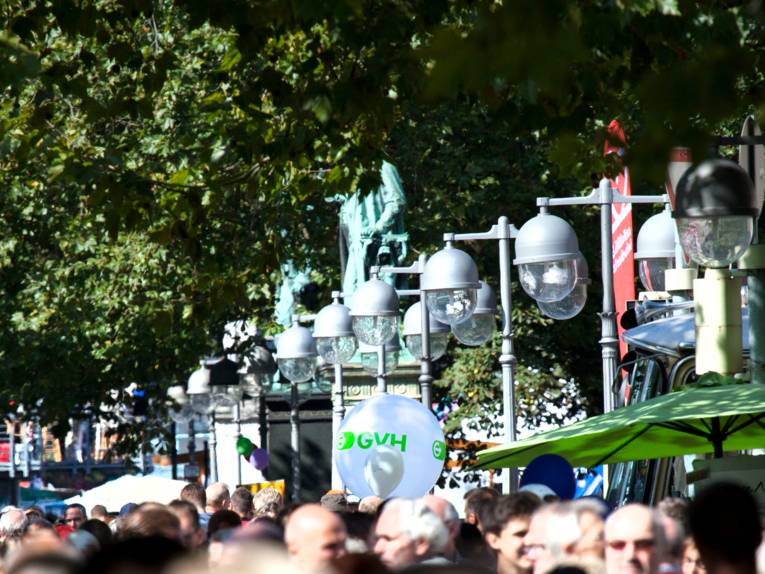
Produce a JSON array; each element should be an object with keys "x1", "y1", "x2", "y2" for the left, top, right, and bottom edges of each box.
[{"x1": 711, "y1": 417, "x2": 724, "y2": 458}]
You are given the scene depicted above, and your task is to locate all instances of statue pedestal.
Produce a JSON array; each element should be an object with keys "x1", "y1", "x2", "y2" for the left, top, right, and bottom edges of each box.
[{"x1": 342, "y1": 360, "x2": 422, "y2": 404}]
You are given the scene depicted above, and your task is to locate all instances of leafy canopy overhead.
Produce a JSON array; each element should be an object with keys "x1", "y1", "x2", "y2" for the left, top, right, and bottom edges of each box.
[{"x1": 0, "y1": 0, "x2": 762, "y2": 445}]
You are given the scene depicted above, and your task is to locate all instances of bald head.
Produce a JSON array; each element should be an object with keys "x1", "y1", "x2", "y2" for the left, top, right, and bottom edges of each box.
[
  {"x1": 605, "y1": 504, "x2": 665, "y2": 574},
  {"x1": 285, "y1": 504, "x2": 347, "y2": 569}
]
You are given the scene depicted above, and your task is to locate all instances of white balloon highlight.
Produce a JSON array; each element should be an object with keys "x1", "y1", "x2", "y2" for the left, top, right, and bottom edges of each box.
[{"x1": 364, "y1": 446, "x2": 404, "y2": 498}]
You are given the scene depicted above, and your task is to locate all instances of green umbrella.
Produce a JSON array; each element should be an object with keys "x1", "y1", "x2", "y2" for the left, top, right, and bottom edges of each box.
[{"x1": 475, "y1": 384, "x2": 765, "y2": 469}]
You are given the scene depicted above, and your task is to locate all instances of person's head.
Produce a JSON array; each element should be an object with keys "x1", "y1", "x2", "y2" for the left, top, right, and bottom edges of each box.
[
  {"x1": 604, "y1": 504, "x2": 665, "y2": 574},
  {"x1": 657, "y1": 498, "x2": 687, "y2": 564},
  {"x1": 79, "y1": 536, "x2": 185, "y2": 574},
  {"x1": 22, "y1": 518, "x2": 58, "y2": 544},
  {"x1": 682, "y1": 538, "x2": 706, "y2": 574},
  {"x1": 230, "y1": 487, "x2": 254, "y2": 521},
  {"x1": 23, "y1": 506, "x2": 44, "y2": 520},
  {"x1": 569, "y1": 499, "x2": 607, "y2": 560},
  {"x1": 63, "y1": 504, "x2": 87, "y2": 529},
  {"x1": 1, "y1": 507, "x2": 29, "y2": 543},
  {"x1": 253, "y1": 487, "x2": 284, "y2": 518},
  {"x1": 373, "y1": 497, "x2": 449, "y2": 569},
  {"x1": 687, "y1": 481, "x2": 761, "y2": 574},
  {"x1": 483, "y1": 492, "x2": 542, "y2": 574},
  {"x1": 284, "y1": 503, "x2": 347, "y2": 570},
  {"x1": 320, "y1": 492, "x2": 349, "y2": 513},
  {"x1": 90, "y1": 505, "x2": 110, "y2": 523},
  {"x1": 180, "y1": 482, "x2": 206, "y2": 511},
  {"x1": 79, "y1": 518, "x2": 113, "y2": 550},
  {"x1": 167, "y1": 499, "x2": 204, "y2": 549},
  {"x1": 464, "y1": 487, "x2": 500, "y2": 533},
  {"x1": 359, "y1": 496, "x2": 383, "y2": 515},
  {"x1": 205, "y1": 482, "x2": 231, "y2": 512},
  {"x1": 421, "y1": 495, "x2": 461, "y2": 558},
  {"x1": 118, "y1": 502, "x2": 181, "y2": 542},
  {"x1": 207, "y1": 509, "x2": 242, "y2": 539}
]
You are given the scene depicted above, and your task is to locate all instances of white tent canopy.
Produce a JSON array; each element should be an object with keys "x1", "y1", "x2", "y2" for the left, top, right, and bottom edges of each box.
[{"x1": 65, "y1": 475, "x2": 191, "y2": 513}]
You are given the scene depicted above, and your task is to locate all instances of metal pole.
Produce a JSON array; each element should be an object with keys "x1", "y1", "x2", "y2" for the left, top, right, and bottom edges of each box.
[
  {"x1": 209, "y1": 413, "x2": 218, "y2": 482},
  {"x1": 258, "y1": 391, "x2": 268, "y2": 456},
  {"x1": 171, "y1": 422, "x2": 178, "y2": 480},
  {"x1": 598, "y1": 179, "x2": 619, "y2": 413},
  {"x1": 377, "y1": 343, "x2": 388, "y2": 394},
  {"x1": 331, "y1": 362, "x2": 345, "y2": 489},
  {"x1": 290, "y1": 383, "x2": 301, "y2": 501},
  {"x1": 497, "y1": 216, "x2": 519, "y2": 493},
  {"x1": 9, "y1": 421, "x2": 16, "y2": 506},
  {"x1": 234, "y1": 401, "x2": 242, "y2": 486},
  {"x1": 418, "y1": 253, "x2": 433, "y2": 408}
]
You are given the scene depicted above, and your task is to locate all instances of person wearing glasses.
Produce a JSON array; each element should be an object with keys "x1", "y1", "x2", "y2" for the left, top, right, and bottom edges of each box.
[{"x1": 605, "y1": 504, "x2": 666, "y2": 574}]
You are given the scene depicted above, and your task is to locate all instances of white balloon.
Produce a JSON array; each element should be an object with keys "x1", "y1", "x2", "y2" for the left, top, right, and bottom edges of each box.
[
  {"x1": 364, "y1": 446, "x2": 404, "y2": 498},
  {"x1": 335, "y1": 393, "x2": 446, "y2": 498}
]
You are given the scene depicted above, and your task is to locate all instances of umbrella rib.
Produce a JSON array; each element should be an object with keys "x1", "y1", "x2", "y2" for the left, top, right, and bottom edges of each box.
[
  {"x1": 726, "y1": 412, "x2": 765, "y2": 435},
  {"x1": 591, "y1": 425, "x2": 652, "y2": 467},
  {"x1": 721, "y1": 415, "x2": 740, "y2": 435},
  {"x1": 654, "y1": 421, "x2": 709, "y2": 438}
]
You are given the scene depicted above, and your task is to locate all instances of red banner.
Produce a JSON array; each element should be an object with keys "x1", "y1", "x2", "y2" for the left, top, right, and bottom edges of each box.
[{"x1": 604, "y1": 121, "x2": 635, "y2": 361}]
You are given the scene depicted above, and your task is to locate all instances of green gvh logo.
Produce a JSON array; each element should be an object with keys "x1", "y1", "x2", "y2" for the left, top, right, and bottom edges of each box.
[
  {"x1": 432, "y1": 440, "x2": 446, "y2": 461},
  {"x1": 336, "y1": 431, "x2": 407, "y2": 452}
]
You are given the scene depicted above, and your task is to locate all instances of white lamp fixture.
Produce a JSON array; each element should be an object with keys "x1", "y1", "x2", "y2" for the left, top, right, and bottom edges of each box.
[
  {"x1": 513, "y1": 212, "x2": 580, "y2": 302},
  {"x1": 402, "y1": 302, "x2": 450, "y2": 360},
  {"x1": 349, "y1": 278, "x2": 400, "y2": 346},
  {"x1": 420, "y1": 244, "x2": 480, "y2": 325},
  {"x1": 452, "y1": 280, "x2": 497, "y2": 346}
]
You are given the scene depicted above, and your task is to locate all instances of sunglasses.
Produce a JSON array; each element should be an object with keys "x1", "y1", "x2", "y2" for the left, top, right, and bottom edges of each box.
[{"x1": 607, "y1": 539, "x2": 655, "y2": 551}]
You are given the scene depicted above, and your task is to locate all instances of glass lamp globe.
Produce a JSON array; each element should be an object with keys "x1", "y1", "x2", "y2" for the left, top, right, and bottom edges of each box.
[
  {"x1": 637, "y1": 257, "x2": 674, "y2": 291},
  {"x1": 425, "y1": 289, "x2": 478, "y2": 326},
  {"x1": 517, "y1": 259, "x2": 578, "y2": 303},
  {"x1": 677, "y1": 216, "x2": 753, "y2": 268},
  {"x1": 316, "y1": 336, "x2": 357, "y2": 364},
  {"x1": 170, "y1": 403, "x2": 194, "y2": 424},
  {"x1": 351, "y1": 315, "x2": 398, "y2": 346},
  {"x1": 361, "y1": 348, "x2": 400, "y2": 376},
  {"x1": 277, "y1": 357, "x2": 316, "y2": 383},
  {"x1": 452, "y1": 280, "x2": 496, "y2": 346},
  {"x1": 189, "y1": 393, "x2": 211, "y2": 415},
  {"x1": 210, "y1": 384, "x2": 244, "y2": 408},
  {"x1": 405, "y1": 332, "x2": 449, "y2": 361},
  {"x1": 537, "y1": 254, "x2": 589, "y2": 320},
  {"x1": 349, "y1": 278, "x2": 400, "y2": 345},
  {"x1": 453, "y1": 314, "x2": 495, "y2": 346}
]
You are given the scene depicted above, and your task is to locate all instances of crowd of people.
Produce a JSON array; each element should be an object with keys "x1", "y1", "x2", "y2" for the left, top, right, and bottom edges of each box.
[{"x1": 0, "y1": 479, "x2": 760, "y2": 574}]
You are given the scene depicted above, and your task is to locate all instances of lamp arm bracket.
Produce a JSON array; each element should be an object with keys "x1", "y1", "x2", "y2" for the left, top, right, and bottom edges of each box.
[
  {"x1": 378, "y1": 261, "x2": 421, "y2": 275},
  {"x1": 447, "y1": 221, "x2": 519, "y2": 243},
  {"x1": 395, "y1": 289, "x2": 419, "y2": 298},
  {"x1": 292, "y1": 313, "x2": 317, "y2": 324}
]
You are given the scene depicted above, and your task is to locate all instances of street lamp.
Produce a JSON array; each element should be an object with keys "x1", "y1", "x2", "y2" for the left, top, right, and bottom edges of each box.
[
  {"x1": 675, "y1": 159, "x2": 757, "y2": 268},
  {"x1": 275, "y1": 320, "x2": 318, "y2": 501},
  {"x1": 403, "y1": 302, "x2": 449, "y2": 361},
  {"x1": 513, "y1": 212, "x2": 580, "y2": 303},
  {"x1": 313, "y1": 292, "x2": 356, "y2": 490},
  {"x1": 531, "y1": 179, "x2": 667, "y2": 414},
  {"x1": 186, "y1": 361, "x2": 218, "y2": 482},
  {"x1": 635, "y1": 207, "x2": 677, "y2": 292},
  {"x1": 537, "y1": 254, "x2": 591, "y2": 321},
  {"x1": 349, "y1": 277, "x2": 400, "y2": 346},
  {"x1": 452, "y1": 281, "x2": 497, "y2": 346},
  {"x1": 674, "y1": 159, "x2": 758, "y2": 376},
  {"x1": 420, "y1": 244, "x2": 480, "y2": 325}
]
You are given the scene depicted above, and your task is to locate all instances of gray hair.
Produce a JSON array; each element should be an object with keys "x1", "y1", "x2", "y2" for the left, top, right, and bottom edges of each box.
[
  {"x1": 0, "y1": 508, "x2": 28, "y2": 540},
  {"x1": 252, "y1": 487, "x2": 283, "y2": 518},
  {"x1": 384, "y1": 498, "x2": 449, "y2": 556}
]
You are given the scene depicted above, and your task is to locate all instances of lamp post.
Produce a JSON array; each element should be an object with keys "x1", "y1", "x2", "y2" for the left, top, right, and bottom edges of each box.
[
  {"x1": 167, "y1": 385, "x2": 194, "y2": 481},
  {"x1": 674, "y1": 159, "x2": 759, "y2": 376},
  {"x1": 313, "y1": 292, "x2": 357, "y2": 490},
  {"x1": 529, "y1": 180, "x2": 667, "y2": 413},
  {"x1": 430, "y1": 217, "x2": 520, "y2": 492},
  {"x1": 186, "y1": 361, "x2": 215, "y2": 482},
  {"x1": 275, "y1": 320, "x2": 318, "y2": 501},
  {"x1": 350, "y1": 276, "x2": 400, "y2": 393},
  {"x1": 376, "y1": 254, "x2": 449, "y2": 408}
]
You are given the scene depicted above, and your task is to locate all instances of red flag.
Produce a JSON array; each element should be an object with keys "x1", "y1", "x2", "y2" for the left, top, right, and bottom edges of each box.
[{"x1": 604, "y1": 120, "x2": 635, "y2": 361}]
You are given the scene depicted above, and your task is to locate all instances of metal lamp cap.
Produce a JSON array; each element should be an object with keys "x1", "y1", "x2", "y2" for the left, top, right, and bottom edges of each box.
[
  {"x1": 421, "y1": 245, "x2": 480, "y2": 291},
  {"x1": 187, "y1": 362, "x2": 210, "y2": 395},
  {"x1": 513, "y1": 213, "x2": 580, "y2": 265},
  {"x1": 313, "y1": 302, "x2": 354, "y2": 338},
  {"x1": 204, "y1": 356, "x2": 240, "y2": 387},
  {"x1": 402, "y1": 302, "x2": 450, "y2": 336},
  {"x1": 349, "y1": 278, "x2": 400, "y2": 317},
  {"x1": 276, "y1": 324, "x2": 318, "y2": 359},
  {"x1": 358, "y1": 333, "x2": 401, "y2": 352},
  {"x1": 673, "y1": 159, "x2": 758, "y2": 219},
  {"x1": 635, "y1": 209, "x2": 676, "y2": 260},
  {"x1": 473, "y1": 281, "x2": 498, "y2": 315}
]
